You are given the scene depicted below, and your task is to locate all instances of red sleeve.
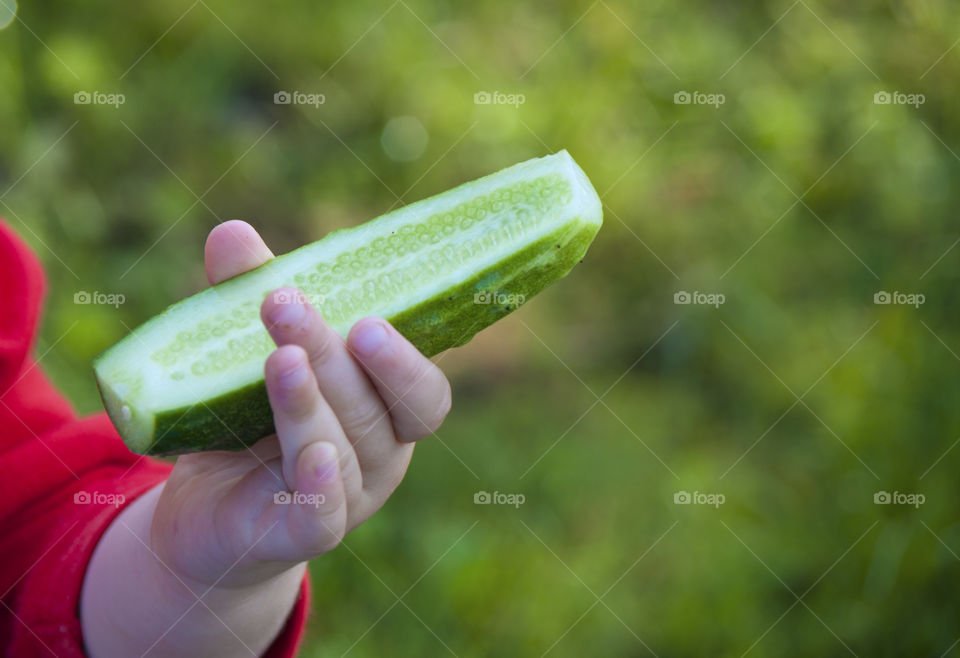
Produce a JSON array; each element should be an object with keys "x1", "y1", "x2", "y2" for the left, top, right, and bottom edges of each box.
[{"x1": 0, "y1": 220, "x2": 310, "y2": 657}]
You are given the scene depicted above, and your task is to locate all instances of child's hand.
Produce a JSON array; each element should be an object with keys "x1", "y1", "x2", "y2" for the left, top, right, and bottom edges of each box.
[
  {"x1": 81, "y1": 220, "x2": 451, "y2": 657},
  {"x1": 155, "y1": 219, "x2": 452, "y2": 586}
]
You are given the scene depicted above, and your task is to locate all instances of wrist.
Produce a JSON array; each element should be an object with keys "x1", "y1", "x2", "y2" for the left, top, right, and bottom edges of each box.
[{"x1": 81, "y1": 482, "x2": 306, "y2": 658}]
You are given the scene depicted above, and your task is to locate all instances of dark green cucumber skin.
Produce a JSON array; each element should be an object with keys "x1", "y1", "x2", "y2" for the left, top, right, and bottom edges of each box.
[{"x1": 139, "y1": 218, "x2": 597, "y2": 455}]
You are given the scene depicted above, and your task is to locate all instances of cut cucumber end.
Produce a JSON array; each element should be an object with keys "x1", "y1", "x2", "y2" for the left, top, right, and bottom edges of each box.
[
  {"x1": 95, "y1": 364, "x2": 155, "y2": 454},
  {"x1": 95, "y1": 150, "x2": 603, "y2": 455}
]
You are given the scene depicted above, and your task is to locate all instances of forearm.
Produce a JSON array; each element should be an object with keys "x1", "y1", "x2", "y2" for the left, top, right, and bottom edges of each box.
[{"x1": 80, "y1": 484, "x2": 306, "y2": 658}]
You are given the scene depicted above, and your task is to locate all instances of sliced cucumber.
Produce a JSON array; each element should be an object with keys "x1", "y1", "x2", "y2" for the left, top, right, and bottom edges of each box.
[{"x1": 94, "y1": 151, "x2": 602, "y2": 455}]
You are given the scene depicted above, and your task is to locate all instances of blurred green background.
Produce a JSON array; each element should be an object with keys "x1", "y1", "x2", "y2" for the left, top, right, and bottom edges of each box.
[{"x1": 3, "y1": 0, "x2": 960, "y2": 655}]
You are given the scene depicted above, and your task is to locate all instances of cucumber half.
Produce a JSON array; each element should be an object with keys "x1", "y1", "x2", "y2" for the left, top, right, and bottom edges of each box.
[{"x1": 94, "y1": 151, "x2": 603, "y2": 455}]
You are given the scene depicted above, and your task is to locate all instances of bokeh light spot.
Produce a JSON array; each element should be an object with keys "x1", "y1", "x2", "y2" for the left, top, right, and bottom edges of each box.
[
  {"x1": 381, "y1": 116, "x2": 428, "y2": 162},
  {"x1": 0, "y1": 0, "x2": 17, "y2": 30}
]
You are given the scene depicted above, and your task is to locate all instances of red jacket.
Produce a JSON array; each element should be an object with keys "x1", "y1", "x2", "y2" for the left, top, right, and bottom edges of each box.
[{"x1": 0, "y1": 220, "x2": 308, "y2": 656}]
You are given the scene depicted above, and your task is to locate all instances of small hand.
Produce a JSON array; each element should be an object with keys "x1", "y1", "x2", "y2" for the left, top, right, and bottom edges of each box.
[
  {"x1": 82, "y1": 221, "x2": 452, "y2": 657},
  {"x1": 152, "y1": 219, "x2": 452, "y2": 587}
]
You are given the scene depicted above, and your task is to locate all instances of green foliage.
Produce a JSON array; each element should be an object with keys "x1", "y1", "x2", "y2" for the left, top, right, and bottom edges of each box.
[{"x1": 3, "y1": 0, "x2": 960, "y2": 654}]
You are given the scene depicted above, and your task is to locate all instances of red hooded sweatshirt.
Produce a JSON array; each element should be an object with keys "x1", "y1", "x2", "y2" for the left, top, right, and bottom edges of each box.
[{"x1": 0, "y1": 220, "x2": 309, "y2": 656}]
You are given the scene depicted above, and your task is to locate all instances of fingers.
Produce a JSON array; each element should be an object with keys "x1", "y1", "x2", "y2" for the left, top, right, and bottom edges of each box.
[
  {"x1": 348, "y1": 318, "x2": 452, "y2": 443},
  {"x1": 261, "y1": 290, "x2": 416, "y2": 510},
  {"x1": 205, "y1": 220, "x2": 274, "y2": 285},
  {"x1": 263, "y1": 345, "x2": 362, "y2": 503},
  {"x1": 260, "y1": 288, "x2": 394, "y2": 448}
]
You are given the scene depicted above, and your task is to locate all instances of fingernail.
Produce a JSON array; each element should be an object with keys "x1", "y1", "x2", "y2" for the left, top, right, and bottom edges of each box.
[
  {"x1": 352, "y1": 321, "x2": 388, "y2": 357},
  {"x1": 269, "y1": 292, "x2": 305, "y2": 328},
  {"x1": 277, "y1": 360, "x2": 309, "y2": 390},
  {"x1": 312, "y1": 443, "x2": 339, "y2": 482}
]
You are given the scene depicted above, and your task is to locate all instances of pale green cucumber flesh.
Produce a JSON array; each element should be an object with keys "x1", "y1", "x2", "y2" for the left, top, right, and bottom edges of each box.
[{"x1": 94, "y1": 151, "x2": 602, "y2": 455}]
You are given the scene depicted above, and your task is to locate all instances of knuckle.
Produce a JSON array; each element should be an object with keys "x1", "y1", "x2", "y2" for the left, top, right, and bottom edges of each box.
[
  {"x1": 394, "y1": 358, "x2": 433, "y2": 397},
  {"x1": 341, "y1": 399, "x2": 387, "y2": 442},
  {"x1": 334, "y1": 447, "x2": 364, "y2": 494},
  {"x1": 280, "y1": 391, "x2": 316, "y2": 425},
  {"x1": 304, "y1": 323, "x2": 339, "y2": 371},
  {"x1": 396, "y1": 371, "x2": 450, "y2": 440},
  {"x1": 393, "y1": 407, "x2": 433, "y2": 442},
  {"x1": 402, "y1": 385, "x2": 450, "y2": 439}
]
